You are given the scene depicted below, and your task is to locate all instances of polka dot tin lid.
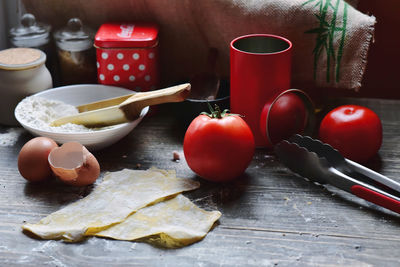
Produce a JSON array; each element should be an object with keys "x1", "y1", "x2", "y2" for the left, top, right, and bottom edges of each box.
[
  {"x1": 94, "y1": 23, "x2": 160, "y2": 91},
  {"x1": 94, "y1": 23, "x2": 159, "y2": 49}
]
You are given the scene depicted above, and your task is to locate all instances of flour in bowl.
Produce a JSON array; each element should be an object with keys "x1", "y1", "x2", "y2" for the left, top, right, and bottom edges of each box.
[{"x1": 15, "y1": 96, "x2": 107, "y2": 133}]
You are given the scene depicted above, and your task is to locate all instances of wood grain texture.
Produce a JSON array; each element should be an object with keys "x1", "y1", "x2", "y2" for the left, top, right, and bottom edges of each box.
[{"x1": 1, "y1": 98, "x2": 400, "y2": 266}]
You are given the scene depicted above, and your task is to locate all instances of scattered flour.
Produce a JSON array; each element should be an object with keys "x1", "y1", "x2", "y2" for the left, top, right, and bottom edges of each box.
[
  {"x1": 15, "y1": 96, "x2": 111, "y2": 133},
  {"x1": 0, "y1": 128, "x2": 24, "y2": 146}
]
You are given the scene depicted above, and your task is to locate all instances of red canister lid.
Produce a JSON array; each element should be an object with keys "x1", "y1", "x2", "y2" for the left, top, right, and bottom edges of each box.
[
  {"x1": 94, "y1": 23, "x2": 159, "y2": 49},
  {"x1": 260, "y1": 89, "x2": 316, "y2": 148}
]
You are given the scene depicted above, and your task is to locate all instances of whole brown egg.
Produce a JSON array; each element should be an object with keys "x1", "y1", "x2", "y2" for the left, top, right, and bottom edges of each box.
[{"x1": 18, "y1": 137, "x2": 58, "y2": 182}]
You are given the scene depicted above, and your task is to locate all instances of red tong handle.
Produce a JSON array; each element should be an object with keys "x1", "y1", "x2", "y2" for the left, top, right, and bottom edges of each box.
[{"x1": 351, "y1": 185, "x2": 400, "y2": 214}]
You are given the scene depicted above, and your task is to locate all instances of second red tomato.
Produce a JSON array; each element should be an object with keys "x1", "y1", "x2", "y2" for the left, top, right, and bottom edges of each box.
[{"x1": 319, "y1": 105, "x2": 382, "y2": 163}]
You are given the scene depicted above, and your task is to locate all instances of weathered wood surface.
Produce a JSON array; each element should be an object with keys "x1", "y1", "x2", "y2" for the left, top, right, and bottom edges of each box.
[{"x1": 1, "y1": 98, "x2": 400, "y2": 266}]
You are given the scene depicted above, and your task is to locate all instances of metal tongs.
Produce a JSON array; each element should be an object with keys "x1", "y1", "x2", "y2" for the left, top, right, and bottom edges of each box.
[{"x1": 275, "y1": 134, "x2": 400, "y2": 214}]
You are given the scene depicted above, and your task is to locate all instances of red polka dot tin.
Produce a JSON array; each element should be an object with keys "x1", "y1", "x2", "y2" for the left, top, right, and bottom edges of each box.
[{"x1": 94, "y1": 23, "x2": 159, "y2": 91}]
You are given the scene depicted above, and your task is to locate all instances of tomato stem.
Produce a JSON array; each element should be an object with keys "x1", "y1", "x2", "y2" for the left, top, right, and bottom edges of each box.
[
  {"x1": 201, "y1": 103, "x2": 238, "y2": 119},
  {"x1": 214, "y1": 105, "x2": 222, "y2": 119}
]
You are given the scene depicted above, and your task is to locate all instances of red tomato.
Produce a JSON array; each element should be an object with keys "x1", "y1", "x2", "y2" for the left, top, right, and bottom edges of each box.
[
  {"x1": 319, "y1": 105, "x2": 382, "y2": 163},
  {"x1": 183, "y1": 109, "x2": 255, "y2": 182}
]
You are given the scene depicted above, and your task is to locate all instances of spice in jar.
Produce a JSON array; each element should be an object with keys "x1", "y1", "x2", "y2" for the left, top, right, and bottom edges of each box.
[{"x1": 54, "y1": 18, "x2": 97, "y2": 85}]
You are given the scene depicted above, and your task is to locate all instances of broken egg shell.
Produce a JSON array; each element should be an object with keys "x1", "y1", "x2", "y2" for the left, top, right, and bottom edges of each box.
[
  {"x1": 48, "y1": 141, "x2": 100, "y2": 186},
  {"x1": 18, "y1": 137, "x2": 59, "y2": 182}
]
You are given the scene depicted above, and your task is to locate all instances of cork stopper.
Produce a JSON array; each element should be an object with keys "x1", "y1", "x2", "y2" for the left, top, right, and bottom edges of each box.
[{"x1": 0, "y1": 48, "x2": 45, "y2": 70}]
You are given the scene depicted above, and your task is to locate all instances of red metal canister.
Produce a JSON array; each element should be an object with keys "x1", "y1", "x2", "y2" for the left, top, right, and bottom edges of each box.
[{"x1": 94, "y1": 23, "x2": 159, "y2": 91}]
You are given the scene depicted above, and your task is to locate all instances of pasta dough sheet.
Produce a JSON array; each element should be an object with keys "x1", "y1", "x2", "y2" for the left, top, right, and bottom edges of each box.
[
  {"x1": 94, "y1": 194, "x2": 221, "y2": 248},
  {"x1": 22, "y1": 168, "x2": 200, "y2": 242}
]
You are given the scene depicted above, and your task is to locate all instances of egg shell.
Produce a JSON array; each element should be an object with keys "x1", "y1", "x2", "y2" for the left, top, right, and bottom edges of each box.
[
  {"x1": 48, "y1": 142, "x2": 100, "y2": 186},
  {"x1": 18, "y1": 137, "x2": 59, "y2": 182}
]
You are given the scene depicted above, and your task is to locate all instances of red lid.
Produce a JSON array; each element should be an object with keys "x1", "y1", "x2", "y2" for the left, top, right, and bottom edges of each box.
[
  {"x1": 94, "y1": 23, "x2": 159, "y2": 48},
  {"x1": 260, "y1": 89, "x2": 315, "y2": 148}
]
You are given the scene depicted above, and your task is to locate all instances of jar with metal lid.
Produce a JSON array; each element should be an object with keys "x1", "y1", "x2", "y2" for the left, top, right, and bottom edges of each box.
[
  {"x1": 9, "y1": 13, "x2": 51, "y2": 50},
  {"x1": 9, "y1": 14, "x2": 56, "y2": 80},
  {"x1": 94, "y1": 23, "x2": 159, "y2": 91},
  {"x1": 53, "y1": 18, "x2": 97, "y2": 85},
  {"x1": 0, "y1": 48, "x2": 52, "y2": 125}
]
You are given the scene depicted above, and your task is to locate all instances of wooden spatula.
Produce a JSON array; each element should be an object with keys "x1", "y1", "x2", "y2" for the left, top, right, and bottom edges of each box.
[{"x1": 51, "y1": 83, "x2": 191, "y2": 127}]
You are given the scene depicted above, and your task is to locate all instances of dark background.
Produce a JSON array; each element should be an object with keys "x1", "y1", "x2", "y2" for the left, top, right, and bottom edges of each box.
[{"x1": 330, "y1": 1, "x2": 400, "y2": 99}]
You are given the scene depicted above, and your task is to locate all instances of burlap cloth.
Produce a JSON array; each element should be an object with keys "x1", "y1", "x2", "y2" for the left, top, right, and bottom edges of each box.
[{"x1": 25, "y1": 0, "x2": 375, "y2": 91}]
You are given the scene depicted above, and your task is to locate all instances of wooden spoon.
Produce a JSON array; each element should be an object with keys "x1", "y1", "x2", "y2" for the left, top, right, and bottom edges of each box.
[{"x1": 51, "y1": 83, "x2": 191, "y2": 127}]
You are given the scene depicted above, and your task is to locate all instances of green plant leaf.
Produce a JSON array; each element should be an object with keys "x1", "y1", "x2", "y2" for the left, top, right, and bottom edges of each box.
[
  {"x1": 302, "y1": 0, "x2": 318, "y2": 6},
  {"x1": 305, "y1": 27, "x2": 328, "y2": 34}
]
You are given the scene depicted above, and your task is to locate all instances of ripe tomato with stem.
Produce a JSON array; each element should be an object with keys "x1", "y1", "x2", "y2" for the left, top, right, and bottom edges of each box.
[{"x1": 183, "y1": 104, "x2": 255, "y2": 182}]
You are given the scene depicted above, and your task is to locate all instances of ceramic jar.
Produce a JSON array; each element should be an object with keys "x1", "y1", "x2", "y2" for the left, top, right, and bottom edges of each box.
[{"x1": 0, "y1": 48, "x2": 52, "y2": 125}]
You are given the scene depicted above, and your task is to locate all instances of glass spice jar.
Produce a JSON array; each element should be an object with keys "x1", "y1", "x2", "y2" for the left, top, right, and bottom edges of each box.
[
  {"x1": 9, "y1": 13, "x2": 56, "y2": 81},
  {"x1": 53, "y1": 18, "x2": 97, "y2": 85}
]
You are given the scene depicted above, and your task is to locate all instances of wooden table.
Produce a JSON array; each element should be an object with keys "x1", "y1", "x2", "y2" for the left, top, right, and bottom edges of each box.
[{"x1": 1, "y1": 97, "x2": 400, "y2": 266}]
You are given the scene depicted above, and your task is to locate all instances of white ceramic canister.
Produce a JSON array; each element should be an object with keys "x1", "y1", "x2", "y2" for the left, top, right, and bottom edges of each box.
[{"x1": 0, "y1": 48, "x2": 52, "y2": 125}]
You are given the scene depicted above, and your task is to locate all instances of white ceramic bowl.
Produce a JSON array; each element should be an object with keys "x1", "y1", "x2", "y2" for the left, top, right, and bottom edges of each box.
[{"x1": 15, "y1": 84, "x2": 148, "y2": 151}]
